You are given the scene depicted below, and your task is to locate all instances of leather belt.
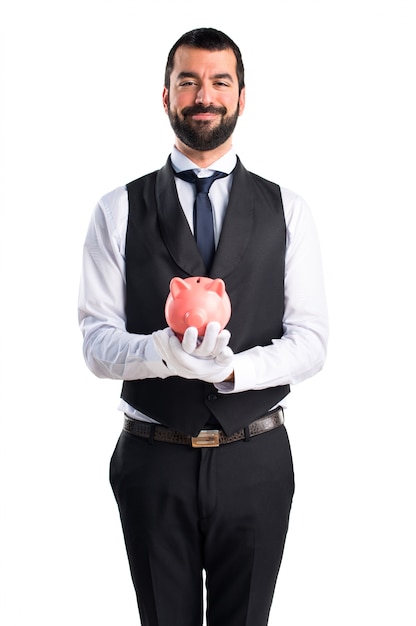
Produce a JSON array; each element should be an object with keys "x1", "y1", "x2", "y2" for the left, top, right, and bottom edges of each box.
[{"x1": 123, "y1": 407, "x2": 284, "y2": 448}]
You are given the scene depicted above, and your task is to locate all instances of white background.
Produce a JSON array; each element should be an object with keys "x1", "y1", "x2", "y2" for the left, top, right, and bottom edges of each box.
[{"x1": 1, "y1": 1, "x2": 415, "y2": 624}]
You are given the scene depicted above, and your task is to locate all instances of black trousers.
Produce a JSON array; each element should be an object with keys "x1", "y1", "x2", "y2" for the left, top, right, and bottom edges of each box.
[{"x1": 110, "y1": 423, "x2": 295, "y2": 626}]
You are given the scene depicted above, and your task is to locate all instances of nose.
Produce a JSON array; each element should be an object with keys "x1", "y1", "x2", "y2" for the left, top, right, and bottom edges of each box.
[{"x1": 195, "y1": 84, "x2": 213, "y2": 106}]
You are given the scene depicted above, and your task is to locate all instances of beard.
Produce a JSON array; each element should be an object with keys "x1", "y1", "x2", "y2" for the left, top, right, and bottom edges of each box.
[{"x1": 167, "y1": 102, "x2": 240, "y2": 151}]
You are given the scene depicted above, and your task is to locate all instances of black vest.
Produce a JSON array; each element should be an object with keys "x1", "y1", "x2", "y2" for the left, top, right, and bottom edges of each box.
[{"x1": 121, "y1": 158, "x2": 290, "y2": 436}]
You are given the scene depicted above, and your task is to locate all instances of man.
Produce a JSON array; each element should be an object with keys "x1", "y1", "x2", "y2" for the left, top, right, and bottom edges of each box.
[{"x1": 79, "y1": 27, "x2": 328, "y2": 626}]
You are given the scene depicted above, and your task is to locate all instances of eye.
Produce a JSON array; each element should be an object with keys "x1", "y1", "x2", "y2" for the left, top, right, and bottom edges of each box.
[
  {"x1": 178, "y1": 80, "x2": 197, "y2": 87},
  {"x1": 214, "y1": 81, "x2": 231, "y2": 88}
]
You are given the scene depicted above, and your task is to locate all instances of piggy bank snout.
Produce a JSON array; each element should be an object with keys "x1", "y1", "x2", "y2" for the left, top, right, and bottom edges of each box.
[{"x1": 185, "y1": 309, "x2": 207, "y2": 330}]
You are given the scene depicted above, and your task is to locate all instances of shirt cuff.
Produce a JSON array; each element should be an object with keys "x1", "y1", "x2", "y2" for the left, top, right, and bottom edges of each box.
[{"x1": 214, "y1": 351, "x2": 256, "y2": 394}]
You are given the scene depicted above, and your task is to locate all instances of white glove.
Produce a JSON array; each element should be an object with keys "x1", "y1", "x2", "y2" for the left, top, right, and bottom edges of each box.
[
  {"x1": 181, "y1": 321, "x2": 231, "y2": 358},
  {"x1": 152, "y1": 323, "x2": 234, "y2": 383}
]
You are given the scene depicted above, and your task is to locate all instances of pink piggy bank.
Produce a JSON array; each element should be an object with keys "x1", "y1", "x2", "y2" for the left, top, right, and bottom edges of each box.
[{"x1": 165, "y1": 276, "x2": 231, "y2": 338}]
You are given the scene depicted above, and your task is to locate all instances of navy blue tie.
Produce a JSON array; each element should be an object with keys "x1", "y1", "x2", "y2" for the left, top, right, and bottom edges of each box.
[{"x1": 175, "y1": 169, "x2": 228, "y2": 271}]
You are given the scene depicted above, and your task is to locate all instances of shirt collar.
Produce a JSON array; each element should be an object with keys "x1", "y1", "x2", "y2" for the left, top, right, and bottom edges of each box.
[{"x1": 170, "y1": 145, "x2": 237, "y2": 176}]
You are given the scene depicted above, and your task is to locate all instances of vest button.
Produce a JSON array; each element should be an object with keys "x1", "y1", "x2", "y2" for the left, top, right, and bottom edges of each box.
[{"x1": 207, "y1": 393, "x2": 218, "y2": 402}]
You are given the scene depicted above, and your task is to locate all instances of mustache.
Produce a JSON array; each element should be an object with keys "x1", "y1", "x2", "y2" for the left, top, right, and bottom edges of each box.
[{"x1": 182, "y1": 105, "x2": 227, "y2": 117}]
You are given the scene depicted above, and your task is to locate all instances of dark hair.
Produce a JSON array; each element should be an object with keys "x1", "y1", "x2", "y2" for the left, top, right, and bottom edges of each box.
[{"x1": 164, "y1": 27, "x2": 245, "y2": 93}]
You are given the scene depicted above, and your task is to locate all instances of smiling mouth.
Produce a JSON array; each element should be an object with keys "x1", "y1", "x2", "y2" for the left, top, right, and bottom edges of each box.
[
  {"x1": 190, "y1": 112, "x2": 219, "y2": 121},
  {"x1": 183, "y1": 105, "x2": 227, "y2": 121}
]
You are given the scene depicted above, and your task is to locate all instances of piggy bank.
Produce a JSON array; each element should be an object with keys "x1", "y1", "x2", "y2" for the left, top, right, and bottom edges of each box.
[{"x1": 165, "y1": 276, "x2": 231, "y2": 338}]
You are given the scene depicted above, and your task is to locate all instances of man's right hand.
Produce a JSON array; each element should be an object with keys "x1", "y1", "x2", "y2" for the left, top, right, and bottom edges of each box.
[{"x1": 152, "y1": 323, "x2": 234, "y2": 383}]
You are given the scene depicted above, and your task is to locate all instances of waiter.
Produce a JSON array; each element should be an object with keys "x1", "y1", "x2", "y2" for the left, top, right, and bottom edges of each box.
[{"x1": 78, "y1": 27, "x2": 328, "y2": 626}]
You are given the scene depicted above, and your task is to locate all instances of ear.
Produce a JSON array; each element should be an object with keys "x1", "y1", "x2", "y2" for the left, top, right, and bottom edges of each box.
[
  {"x1": 162, "y1": 86, "x2": 169, "y2": 114},
  {"x1": 238, "y1": 87, "x2": 246, "y2": 116},
  {"x1": 208, "y1": 278, "x2": 226, "y2": 297},
  {"x1": 170, "y1": 276, "x2": 190, "y2": 298}
]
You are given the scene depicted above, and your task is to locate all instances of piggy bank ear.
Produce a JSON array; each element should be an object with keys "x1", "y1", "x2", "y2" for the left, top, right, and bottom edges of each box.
[
  {"x1": 207, "y1": 278, "x2": 226, "y2": 296},
  {"x1": 170, "y1": 277, "x2": 191, "y2": 298}
]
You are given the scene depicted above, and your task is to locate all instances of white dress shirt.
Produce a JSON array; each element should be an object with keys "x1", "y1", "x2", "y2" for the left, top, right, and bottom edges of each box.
[{"x1": 78, "y1": 146, "x2": 329, "y2": 423}]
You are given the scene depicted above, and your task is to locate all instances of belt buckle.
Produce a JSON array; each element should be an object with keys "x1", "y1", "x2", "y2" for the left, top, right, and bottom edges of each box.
[{"x1": 191, "y1": 429, "x2": 220, "y2": 448}]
